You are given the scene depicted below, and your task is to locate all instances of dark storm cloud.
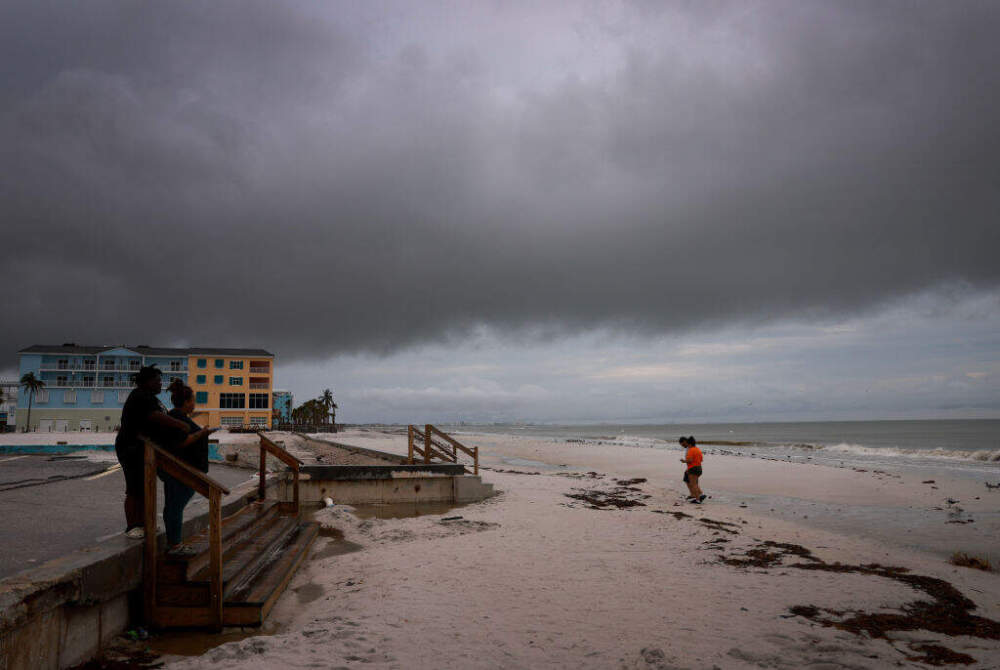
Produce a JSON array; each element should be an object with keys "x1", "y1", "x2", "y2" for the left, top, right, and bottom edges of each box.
[{"x1": 2, "y1": 0, "x2": 999, "y2": 365}]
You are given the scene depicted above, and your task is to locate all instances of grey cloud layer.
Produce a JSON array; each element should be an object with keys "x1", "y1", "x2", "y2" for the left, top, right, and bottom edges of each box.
[{"x1": 3, "y1": 1, "x2": 999, "y2": 365}]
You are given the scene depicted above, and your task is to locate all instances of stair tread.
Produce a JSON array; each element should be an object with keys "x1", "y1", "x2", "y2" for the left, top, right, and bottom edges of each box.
[
  {"x1": 188, "y1": 515, "x2": 299, "y2": 588},
  {"x1": 163, "y1": 499, "x2": 280, "y2": 564},
  {"x1": 227, "y1": 521, "x2": 319, "y2": 607}
]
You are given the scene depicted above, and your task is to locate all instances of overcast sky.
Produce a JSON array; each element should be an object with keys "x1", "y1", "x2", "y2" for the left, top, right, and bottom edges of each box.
[{"x1": 3, "y1": 1, "x2": 998, "y2": 423}]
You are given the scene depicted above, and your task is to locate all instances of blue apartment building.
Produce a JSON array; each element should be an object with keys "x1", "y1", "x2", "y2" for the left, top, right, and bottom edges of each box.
[{"x1": 16, "y1": 344, "x2": 191, "y2": 432}]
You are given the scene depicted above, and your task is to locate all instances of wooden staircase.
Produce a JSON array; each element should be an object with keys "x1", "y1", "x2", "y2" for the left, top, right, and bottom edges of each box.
[{"x1": 142, "y1": 434, "x2": 317, "y2": 630}]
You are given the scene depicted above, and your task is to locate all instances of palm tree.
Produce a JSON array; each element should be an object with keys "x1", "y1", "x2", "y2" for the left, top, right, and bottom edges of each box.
[
  {"x1": 320, "y1": 389, "x2": 338, "y2": 429},
  {"x1": 19, "y1": 373, "x2": 46, "y2": 432}
]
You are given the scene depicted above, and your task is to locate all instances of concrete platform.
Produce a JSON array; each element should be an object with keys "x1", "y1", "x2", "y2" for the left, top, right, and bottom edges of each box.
[{"x1": 0, "y1": 455, "x2": 254, "y2": 580}]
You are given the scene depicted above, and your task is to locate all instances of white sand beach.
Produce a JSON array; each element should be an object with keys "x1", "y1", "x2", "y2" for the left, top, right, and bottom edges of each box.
[{"x1": 155, "y1": 429, "x2": 1000, "y2": 669}]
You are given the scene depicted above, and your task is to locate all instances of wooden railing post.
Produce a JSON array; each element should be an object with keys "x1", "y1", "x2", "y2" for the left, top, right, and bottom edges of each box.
[
  {"x1": 143, "y1": 441, "x2": 158, "y2": 626},
  {"x1": 293, "y1": 466, "x2": 300, "y2": 514},
  {"x1": 407, "y1": 425, "x2": 414, "y2": 464},
  {"x1": 208, "y1": 488, "x2": 223, "y2": 631},
  {"x1": 258, "y1": 437, "x2": 267, "y2": 501},
  {"x1": 474, "y1": 446, "x2": 479, "y2": 475},
  {"x1": 424, "y1": 424, "x2": 431, "y2": 464}
]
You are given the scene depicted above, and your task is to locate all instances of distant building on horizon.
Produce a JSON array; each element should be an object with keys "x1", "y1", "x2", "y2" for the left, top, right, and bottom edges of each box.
[
  {"x1": 15, "y1": 344, "x2": 274, "y2": 432},
  {"x1": 272, "y1": 389, "x2": 294, "y2": 425},
  {"x1": 0, "y1": 379, "x2": 17, "y2": 432}
]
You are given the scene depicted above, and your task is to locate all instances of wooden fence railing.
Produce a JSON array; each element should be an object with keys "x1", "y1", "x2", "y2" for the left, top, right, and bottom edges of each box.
[
  {"x1": 257, "y1": 432, "x2": 303, "y2": 513},
  {"x1": 142, "y1": 433, "x2": 303, "y2": 630},
  {"x1": 143, "y1": 439, "x2": 231, "y2": 630},
  {"x1": 407, "y1": 424, "x2": 479, "y2": 475}
]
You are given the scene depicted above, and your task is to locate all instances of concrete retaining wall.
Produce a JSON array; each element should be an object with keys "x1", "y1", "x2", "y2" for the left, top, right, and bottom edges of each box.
[{"x1": 288, "y1": 464, "x2": 495, "y2": 505}]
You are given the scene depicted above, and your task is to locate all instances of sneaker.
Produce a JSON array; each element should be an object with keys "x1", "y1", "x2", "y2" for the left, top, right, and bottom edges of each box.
[
  {"x1": 124, "y1": 527, "x2": 145, "y2": 539},
  {"x1": 698, "y1": 494, "x2": 707, "y2": 503},
  {"x1": 689, "y1": 498, "x2": 702, "y2": 504},
  {"x1": 167, "y1": 544, "x2": 198, "y2": 557}
]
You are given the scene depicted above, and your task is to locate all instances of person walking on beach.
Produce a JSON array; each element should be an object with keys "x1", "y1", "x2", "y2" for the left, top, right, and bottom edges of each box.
[
  {"x1": 680, "y1": 436, "x2": 706, "y2": 503},
  {"x1": 162, "y1": 380, "x2": 218, "y2": 551},
  {"x1": 114, "y1": 366, "x2": 190, "y2": 538}
]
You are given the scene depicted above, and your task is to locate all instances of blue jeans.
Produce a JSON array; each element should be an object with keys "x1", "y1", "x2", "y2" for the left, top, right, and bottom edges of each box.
[{"x1": 162, "y1": 474, "x2": 196, "y2": 546}]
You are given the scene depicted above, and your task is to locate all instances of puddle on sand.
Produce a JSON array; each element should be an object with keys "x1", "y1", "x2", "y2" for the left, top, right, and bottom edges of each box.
[
  {"x1": 145, "y1": 621, "x2": 283, "y2": 657},
  {"x1": 500, "y1": 457, "x2": 567, "y2": 470},
  {"x1": 348, "y1": 500, "x2": 470, "y2": 519},
  {"x1": 312, "y1": 527, "x2": 364, "y2": 559},
  {"x1": 292, "y1": 581, "x2": 326, "y2": 604}
]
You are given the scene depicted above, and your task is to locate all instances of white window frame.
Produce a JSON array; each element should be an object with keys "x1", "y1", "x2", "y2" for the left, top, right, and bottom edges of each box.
[
  {"x1": 64, "y1": 390, "x2": 77, "y2": 403},
  {"x1": 220, "y1": 416, "x2": 244, "y2": 427},
  {"x1": 249, "y1": 416, "x2": 268, "y2": 426},
  {"x1": 229, "y1": 360, "x2": 244, "y2": 370},
  {"x1": 91, "y1": 391, "x2": 104, "y2": 403},
  {"x1": 117, "y1": 390, "x2": 129, "y2": 403},
  {"x1": 229, "y1": 377, "x2": 243, "y2": 386},
  {"x1": 36, "y1": 390, "x2": 49, "y2": 403}
]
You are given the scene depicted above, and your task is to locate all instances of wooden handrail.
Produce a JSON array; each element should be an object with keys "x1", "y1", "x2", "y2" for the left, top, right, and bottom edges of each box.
[
  {"x1": 256, "y1": 432, "x2": 302, "y2": 514},
  {"x1": 406, "y1": 424, "x2": 479, "y2": 475},
  {"x1": 142, "y1": 438, "x2": 230, "y2": 631}
]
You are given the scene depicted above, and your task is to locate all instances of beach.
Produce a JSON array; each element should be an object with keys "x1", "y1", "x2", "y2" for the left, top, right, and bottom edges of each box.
[{"x1": 158, "y1": 428, "x2": 1000, "y2": 669}]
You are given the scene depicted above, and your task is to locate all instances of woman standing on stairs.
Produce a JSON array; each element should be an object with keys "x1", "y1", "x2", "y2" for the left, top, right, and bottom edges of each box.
[{"x1": 163, "y1": 380, "x2": 218, "y2": 552}]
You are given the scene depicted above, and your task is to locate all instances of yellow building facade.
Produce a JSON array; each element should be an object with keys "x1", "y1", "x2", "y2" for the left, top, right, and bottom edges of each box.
[{"x1": 186, "y1": 349, "x2": 274, "y2": 429}]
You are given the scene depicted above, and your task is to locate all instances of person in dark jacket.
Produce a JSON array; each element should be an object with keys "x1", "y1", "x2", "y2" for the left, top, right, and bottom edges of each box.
[
  {"x1": 114, "y1": 366, "x2": 190, "y2": 538},
  {"x1": 162, "y1": 379, "x2": 218, "y2": 550}
]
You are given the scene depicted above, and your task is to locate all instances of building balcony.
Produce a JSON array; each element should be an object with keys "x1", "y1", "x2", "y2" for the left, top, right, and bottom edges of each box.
[
  {"x1": 249, "y1": 383, "x2": 269, "y2": 390},
  {"x1": 249, "y1": 367, "x2": 270, "y2": 374}
]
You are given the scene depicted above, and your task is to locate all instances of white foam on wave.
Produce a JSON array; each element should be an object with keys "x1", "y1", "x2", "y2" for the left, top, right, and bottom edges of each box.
[
  {"x1": 823, "y1": 442, "x2": 1000, "y2": 462},
  {"x1": 561, "y1": 434, "x2": 669, "y2": 450}
]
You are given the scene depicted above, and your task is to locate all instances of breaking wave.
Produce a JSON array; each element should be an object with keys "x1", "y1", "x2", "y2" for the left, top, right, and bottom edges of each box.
[{"x1": 823, "y1": 443, "x2": 1000, "y2": 462}]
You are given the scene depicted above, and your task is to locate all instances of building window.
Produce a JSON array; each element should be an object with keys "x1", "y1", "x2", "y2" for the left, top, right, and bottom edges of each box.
[
  {"x1": 58, "y1": 359, "x2": 68, "y2": 369},
  {"x1": 196, "y1": 375, "x2": 206, "y2": 384},
  {"x1": 249, "y1": 416, "x2": 268, "y2": 426},
  {"x1": 215, "y1": 359, "x2": 224, "y2": 368},
  {"x1": 197, "y1": 359, "x2": 207, "y2": 368},
  {"x1": 229, "y1": 360, "x2": 244, "y2": 370},
  {"x1": 169, "y1": 361, "x2": 184, "y2": 371},
  {"x1": 64, "y1": 390, "x2": 76, "y2": 403},
  {"x1": 219, "y1": 393, "x2": 245, "y2": 409},
  {"x1": 57, "y1": 375, "x2": 68, "y2": 386},
  {"x1": 214, "y1": 375, "x2": 224, "y2": 384},
  {"x1": 36, "y1": 391, "x2": 49, "y2": 403},
  {"x1": 117, "y1": 390, "x2": 129, "y2": 403},
  {"x1": 91, "y1": 391, "x2": 104, "y2": 403},
  {"x1": 248, "y1": 393, "x2": 269, "y2": 409},
  {"x1": 220, "y1": 416, "x2": 244, "y2": 428},
  {"x1": 229, "y1": 377, "x2": 243, "y2": 386},
  {"x1": 196, "y1": 391, "x2": 208, "y2": 404},
  {"x1": 103, "y1": 376, "x2": 115, "y2": 387},
  {"x1": 82, "y1": 376, "x2": 94, "y2": 387},
  {"x1": 103, "y1": 360, "x2": 115, "y2": 370}
]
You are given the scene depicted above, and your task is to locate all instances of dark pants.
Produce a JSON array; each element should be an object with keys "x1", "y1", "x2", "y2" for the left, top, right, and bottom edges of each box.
[
  {"x1": 115, "y1": 441, "x2": 144, "y2": 530},
  {"x1": 162, "y1": 474, "x2": 195, "y2": 546}
]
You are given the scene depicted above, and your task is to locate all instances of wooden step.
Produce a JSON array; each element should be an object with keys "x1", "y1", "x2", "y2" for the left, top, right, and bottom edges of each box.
[
  {"x1": 223, "y1": 521, "x2": 320, "y2": 626},
  {"x1": 159, "y1": 500, "x2": 281, "y2": 582},
  {"x1": 150, "y1": 522, "x2": 319, "y2": 629},
  {"x1": 157, "y1": 515, "x2": 298, "y2": 606}
]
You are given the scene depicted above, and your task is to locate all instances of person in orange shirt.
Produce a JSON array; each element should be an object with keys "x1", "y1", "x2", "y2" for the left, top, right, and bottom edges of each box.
[{"x1": 679, "y1": 436, "x2": 705, "y2": 503}]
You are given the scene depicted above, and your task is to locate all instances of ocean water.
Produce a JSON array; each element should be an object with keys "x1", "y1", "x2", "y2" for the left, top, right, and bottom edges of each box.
[{"x1": 452, "y1": 419, "x2": 1000, "y2": 477}]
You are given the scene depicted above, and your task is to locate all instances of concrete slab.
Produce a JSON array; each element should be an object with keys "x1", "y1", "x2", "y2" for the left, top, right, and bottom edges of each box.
[{"x1": 0, "y1": 457, "x2": 253, "y2": 580}]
